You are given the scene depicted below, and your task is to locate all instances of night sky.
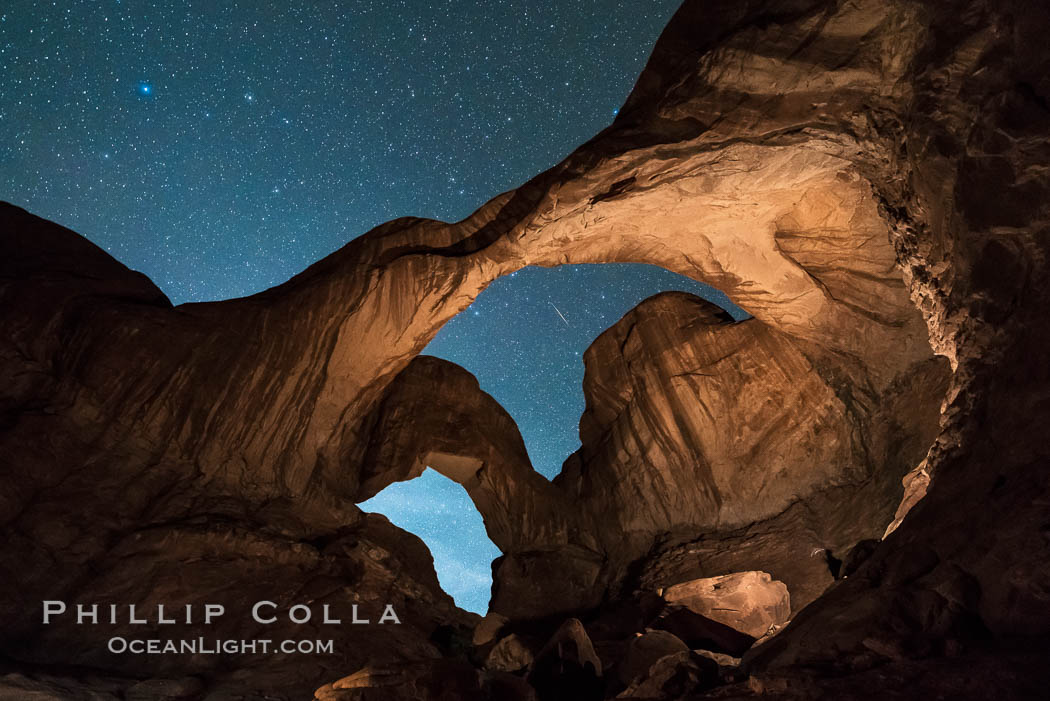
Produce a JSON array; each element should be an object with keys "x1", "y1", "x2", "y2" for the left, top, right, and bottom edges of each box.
[{"x1": 1, "y1": 0, "x2": 744, "y2": 614}]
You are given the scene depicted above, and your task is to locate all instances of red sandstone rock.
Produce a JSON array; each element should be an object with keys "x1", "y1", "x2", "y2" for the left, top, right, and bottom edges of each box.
[
  {"x1": 484, "y1": 633, "x2": 535, "y2": 674},
  {"x1": 2, "y1": 0, "x2": 1050, "y2": 697},
  {"x1": 662, "y1": 571, "x2": 790, "y2": 638},
  {"x1": 618, "y1": 631, "x2": 690, "y2": 686},
  {"x1": 527, "y1": 618, "x2": 604, "y2": 701},
  {"x1": 615, "y1": 650, "x2": 718, "y2": 699}
]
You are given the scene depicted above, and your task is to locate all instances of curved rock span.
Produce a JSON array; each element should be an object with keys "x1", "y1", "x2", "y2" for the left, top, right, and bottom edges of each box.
[
  {"x1": 2, "y1": 0, "x2": 1049, "y2": 698},
  {"x1": 359, "y1": 290, "x2": 944, "y2": 619}
]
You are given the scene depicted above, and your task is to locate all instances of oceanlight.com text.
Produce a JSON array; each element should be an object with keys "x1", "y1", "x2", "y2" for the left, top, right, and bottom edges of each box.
[{"x1": 107, "y1": 637, "x2": 335, "y2": 655}]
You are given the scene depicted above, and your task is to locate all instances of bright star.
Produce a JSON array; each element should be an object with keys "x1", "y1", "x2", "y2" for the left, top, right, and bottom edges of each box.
[{"x1": 138, "y1": 82, "x2": 152, "y2": 95}]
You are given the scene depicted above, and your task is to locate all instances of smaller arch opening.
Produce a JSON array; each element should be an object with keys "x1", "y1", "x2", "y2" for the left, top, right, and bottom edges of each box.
[{"x1": 359, "y1": 467, "x2": 500, "y2": 615}]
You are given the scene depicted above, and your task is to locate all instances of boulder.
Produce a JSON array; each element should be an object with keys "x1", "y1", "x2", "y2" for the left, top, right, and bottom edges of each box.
[
  {"x1": 615, "y1": 651, "x2": 718, "y2": 699},
  {"x1": 617, "y1": 631, "x2": 690, "y2": 686},
  {"x1": 648, "y1": 606, "x2": 756, "y2": 657},
  {"x1": 527, "y1": 619, "x2": 603, "y2": 701},
  {"x1": 662, "y1": 571, "x2": 791, "y2": 638},
  {"x1": 473, "y1": 613, "x2": 510, "y2": 647},
  {"x1": 314, "y1": 660, "x2": 484, "y2": 701},
  {"x1": 484, "y1": 634, "x2": 535, "y2": 674}
]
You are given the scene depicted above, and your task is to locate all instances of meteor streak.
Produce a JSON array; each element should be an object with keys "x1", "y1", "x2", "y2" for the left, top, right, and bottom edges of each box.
[{"x1": 549, "y1": 302, "x2": 570, "y2": 327}]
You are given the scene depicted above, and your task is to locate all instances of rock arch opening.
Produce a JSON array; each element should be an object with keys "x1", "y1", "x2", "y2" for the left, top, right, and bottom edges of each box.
[
  {"x1": 360, "y1": 468, "x2": 500, "y2": 614},
  {"x1": 358, "y1": 262, "x2": 748, "y2": 614},
  {"x1": 354, "y1": 220, "x2": 951, "y2": 624},
  {"x1": 424, "y1": 262, "x2": 747, "y2": 478},
  {"x1": 355, "y1": 231, "x2": 949, "y2": 622}
]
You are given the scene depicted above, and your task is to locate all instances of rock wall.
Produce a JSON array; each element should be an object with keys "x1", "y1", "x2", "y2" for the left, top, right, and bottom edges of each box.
[
  {"x1": 0, "y1": 206, "x2": 478, "y2": 697},
  {"x1": 739, "y1": 0, "x2": 1050, "y2": 690}
]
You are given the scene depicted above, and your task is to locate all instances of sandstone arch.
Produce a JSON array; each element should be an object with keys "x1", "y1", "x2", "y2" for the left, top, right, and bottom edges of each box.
[
  {"x1": 2, "y1": 0, "x2": 940, "y2": 517},
  {"x1": 356, "y1": 286, "x2": 945, "y2": 619},
  {"x1": 2, "y1": 0, "x2": 1049, "y2": 696}
]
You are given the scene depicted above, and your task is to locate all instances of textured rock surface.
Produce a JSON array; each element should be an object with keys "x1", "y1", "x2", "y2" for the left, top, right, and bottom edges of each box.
[
  {"x1": 311, "y1": 660, "x2": 496, "y2": 701},
  {"x1": 549, "y1": 291, "x2": 945, "y2": 615},
  {"x1": 527, "y1": 618, "x2": 604, "y2": 701},
  {"x1": 618, "y1": 631, "x2": 690, "y2": 686},
  {"x1": 616, "y1": 650, "x2": 718, "y2": 699},
  {"x1": 472, "y1": 613, "x2": 510, "y2": 647},
  {"x1": 0, "y1": 206, "x2": 477, "y2": 691},
  {"x1": 647, "y1": 606, "x2": 756, "y2": 658},
  {"x1": 484, "y1": 634, "x2": 535, "y2": 673},
  {"x1": 569, "y1": 294, "x2": 862, "y2": 538},
  {"x1": 3, "y1": 0, "x2": 1050, "y2": 697},
  {"x1": 663, "y1": 572, "x2": 790, "y2": 638}
]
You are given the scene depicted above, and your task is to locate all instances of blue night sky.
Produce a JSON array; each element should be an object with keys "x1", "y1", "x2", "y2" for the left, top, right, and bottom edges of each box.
[{"x1": 1, "y1": 0, "x2": 744, "y2": 614}]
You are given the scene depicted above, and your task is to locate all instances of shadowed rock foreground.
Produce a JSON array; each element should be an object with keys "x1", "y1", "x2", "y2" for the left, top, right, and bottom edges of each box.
[{"x1": 2, "y1": 0, "x2": 1050, "y2": 698}]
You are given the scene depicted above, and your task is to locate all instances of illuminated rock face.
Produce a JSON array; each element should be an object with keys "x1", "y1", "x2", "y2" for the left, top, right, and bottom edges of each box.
[
  {"x1": 431, "y1": 288, "x2": 941, "y2": 618},
  {"x1": 351, "y1": 288, "x2": 944, "y2": 620},
  {"x1": 662, "y1": 571, "x2": 790, "y2": 638},
  {"x1": 2, "y1": 0, "x2": 1050, "y2": 697},
  {"x1": 569, "y1": 293, "x2": 867, "y2": 540},
  {"x1": 561, "y1": 293, "x2": 946, "y2": 605}
]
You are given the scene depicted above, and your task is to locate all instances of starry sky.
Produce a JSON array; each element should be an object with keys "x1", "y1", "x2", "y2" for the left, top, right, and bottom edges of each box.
[{"x1": 1, "y1": 0, "x2": 746, "y2": 614}]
